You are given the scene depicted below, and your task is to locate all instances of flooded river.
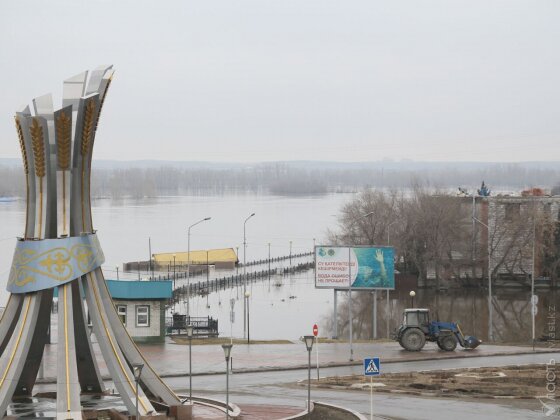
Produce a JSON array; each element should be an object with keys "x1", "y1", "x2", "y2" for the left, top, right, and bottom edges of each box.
[{"x1": 0, "y1": 194, "x2": 556, "y2": 343}]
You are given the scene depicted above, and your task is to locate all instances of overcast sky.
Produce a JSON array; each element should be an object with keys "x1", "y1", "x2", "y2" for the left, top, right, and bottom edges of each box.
[{"x1": 1, "y1": 1, "x2": 559, "y2": 162}]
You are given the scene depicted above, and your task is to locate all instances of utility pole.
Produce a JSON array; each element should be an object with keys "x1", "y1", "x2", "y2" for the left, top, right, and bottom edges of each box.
[
  {"x1": 531, "y1": 199, "x2": 536, "y2": 351},
  {"x1": 348, "y1": 247, "x2": 353, "y2": 361},
  {"x1": 473, "y1": 216, "x2": 493, "y2": 341}
]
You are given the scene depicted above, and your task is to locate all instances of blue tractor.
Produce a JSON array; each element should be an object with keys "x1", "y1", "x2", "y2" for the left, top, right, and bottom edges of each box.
[{"x1": 393, "y1": 308, "x2": 481, "y2": 351}]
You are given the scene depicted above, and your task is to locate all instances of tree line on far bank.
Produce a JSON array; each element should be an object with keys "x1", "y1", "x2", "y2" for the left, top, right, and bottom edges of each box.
[{"x1": 1, "y1": 163, "x2": 560, "y2": 198}]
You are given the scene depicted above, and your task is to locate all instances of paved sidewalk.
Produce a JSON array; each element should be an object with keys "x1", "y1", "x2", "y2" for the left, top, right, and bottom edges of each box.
[
  {"x1": 39, "y1": 338, "x2": 555, "y2": 380},
  {"x1": 237, "y1": 405, "x2": 302, "y2": 420}
]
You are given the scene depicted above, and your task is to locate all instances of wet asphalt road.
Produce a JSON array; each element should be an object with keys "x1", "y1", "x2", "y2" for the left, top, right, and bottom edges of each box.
[
  {"x1": 32, "y1": 351, "x2": 559, "y2": 418},
  {"x1": 165, "y1": 351, "x2": 559, "y2": 420}
]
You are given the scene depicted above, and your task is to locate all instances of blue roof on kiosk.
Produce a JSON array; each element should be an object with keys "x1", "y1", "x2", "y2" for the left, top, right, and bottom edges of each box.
[
  {"x1": 106, "y1": 280, "x2": 172, "y2": 299},
  {"x1": 54, "y1": 280, "x2": 172, "y2": 300}
]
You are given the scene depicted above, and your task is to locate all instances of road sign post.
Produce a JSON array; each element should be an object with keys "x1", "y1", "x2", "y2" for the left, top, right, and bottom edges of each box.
[
  {"x1": 364, "y1": 357, "x2": 380, "y2": 420},
  {"x1": 313, "y1": 324, "x2": 319, "y2": 380}
]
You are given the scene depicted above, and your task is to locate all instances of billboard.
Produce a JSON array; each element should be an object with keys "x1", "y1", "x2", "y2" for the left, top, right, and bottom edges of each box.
[{"x1": 315, "y1": 246, "x2": 395, "y2": 290}]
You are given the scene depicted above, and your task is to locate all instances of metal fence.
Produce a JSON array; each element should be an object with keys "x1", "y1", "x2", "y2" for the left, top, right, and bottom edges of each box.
[{"x1": 165, "y1": 315, "x2": 218, "y2": 336}]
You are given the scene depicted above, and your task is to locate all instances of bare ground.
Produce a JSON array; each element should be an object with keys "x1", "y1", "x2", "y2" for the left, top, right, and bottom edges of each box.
[{"x1": 315, "y1": 364, "x2": 554, "y2": 399}]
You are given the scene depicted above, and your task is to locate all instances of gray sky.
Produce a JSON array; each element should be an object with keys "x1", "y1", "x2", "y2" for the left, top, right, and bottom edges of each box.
[{"x1": 1, "y1": 0, "x2": 559, "y2": 162}]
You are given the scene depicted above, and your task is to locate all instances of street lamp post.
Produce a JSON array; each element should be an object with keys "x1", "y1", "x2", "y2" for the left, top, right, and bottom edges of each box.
[
  {"x1": 386, "y1": 222, "x2": 396, "y2": 339},
  {"x1": 222, "y1": 344, "x2": 233, "y2": 420},
  {"x1": 409, "y1": 290, "x2": 416, "y2": 307},
  {"x1": 303, "y1": 336, "x2": 315, "y2": 415},
  {"x1": 206, "y1": 250, "x2": 210, "y2": 284},
  {"x1": 531, "y1": 202, "x2": 537, "y2": 351},
  {"x1": 132, "y1": 363, "x2": 144, "y2": 420},
  {"x1": 206, "y1": 251, "x2": 210, "y2": 309},
  {"x1": 372, "y1": 291, "x2": 377, "y2": 340},
  {"x1": 243, "y1": 213, "x2": 255, "y2": 340},
  {"x1": 187, "y1": 217, "x2": 212, "y2": 319},
  {"x1": 472, "y1": 216, "x2": 493, "y2": 341},
  {"x1": 186, "y1": 324, "x2": 193, "y2": 401},
  {"x1": 173, "y1": 254, "x2": 176, "y2": 313},
  {"x1": 348, "y1": 211, "x2": 374, "y2": 362},
  {"x1": 245, "y1": 291, "x2": 251, "y2": 344},
  {"x1": 236, "y1": 246, "x2": 239, "y2": 275}
]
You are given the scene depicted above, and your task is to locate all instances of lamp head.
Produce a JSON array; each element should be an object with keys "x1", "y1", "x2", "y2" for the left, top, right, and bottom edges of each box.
[
  {"x1": 244, "y1": 291, "x2": 251, "y2": 298},
  {"x1": 409, "y1": 290, "x2": 416, "y2": 297},
  {"x1": 186, "y1": 324, "x2": 194, "y2": 338},
  {"x1": 204, "y1": 217, "x2": 211, "y2": 221},
  {"x1": 222, "y1": 343, "x2": 233, "y2": 359},
  {"x1": 132, "y1": 362, "x2": 144, "y2": 380},
  {"x1": 303, "y1": 335, "x2": 314, "y2": 351}
]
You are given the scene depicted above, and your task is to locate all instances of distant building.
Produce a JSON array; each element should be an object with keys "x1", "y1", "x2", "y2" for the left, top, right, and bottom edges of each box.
[
  {"x1": 153, "y1": 248, "x2": 238, "y2": 270},
  {"x1": 425, "y1": 190, "x2": 560, "y2": 287},
  {"x1": 485, "y1": 195, "x2": 560, "y2": 283}
]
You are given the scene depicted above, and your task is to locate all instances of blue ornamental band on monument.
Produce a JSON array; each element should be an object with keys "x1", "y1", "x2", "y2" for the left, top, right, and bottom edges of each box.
[
  {"x1": 8, "y1": 234, "x2": 104, "y2": 293},
  {"x1": 0, "y1": 66, "x2": 192, "y2": 418}
]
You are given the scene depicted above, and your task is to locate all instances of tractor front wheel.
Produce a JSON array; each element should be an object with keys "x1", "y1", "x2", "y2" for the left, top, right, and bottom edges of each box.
[
  {"x1": 438, "y1": 335, "x2": 457, "y2": 351},
  {"x1": 400, "y1": 328, "x2": 426, "y2": 351}
]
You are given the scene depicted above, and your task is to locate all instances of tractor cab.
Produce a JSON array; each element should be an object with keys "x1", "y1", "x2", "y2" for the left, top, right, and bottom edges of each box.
[{"x1": 403, "y1": 308, "x2": 430, "y2": 334}]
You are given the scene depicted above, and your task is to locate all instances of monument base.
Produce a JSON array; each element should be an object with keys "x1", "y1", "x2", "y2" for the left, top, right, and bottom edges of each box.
[{"x1": 169, "y1": 403, "x2": 193, "y2": 420}]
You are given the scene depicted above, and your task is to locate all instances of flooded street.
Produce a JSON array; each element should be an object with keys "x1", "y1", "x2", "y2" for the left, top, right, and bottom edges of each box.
[{"x1": 182, "y1": 265, "x2": 557, "y2": 343}]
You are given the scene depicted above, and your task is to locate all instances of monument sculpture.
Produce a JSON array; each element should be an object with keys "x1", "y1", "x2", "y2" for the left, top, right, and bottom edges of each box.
[{"x1": 0, "y1": 66, "x2": 186, "y2": 418}]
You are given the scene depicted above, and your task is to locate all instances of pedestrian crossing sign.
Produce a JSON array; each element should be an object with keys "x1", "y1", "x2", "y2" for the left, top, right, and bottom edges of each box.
[{"x1": 364, "y1": 357, "x2": 380, "y2": 376}]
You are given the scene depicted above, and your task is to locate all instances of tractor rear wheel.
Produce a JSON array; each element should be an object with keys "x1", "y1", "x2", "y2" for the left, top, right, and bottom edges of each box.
[
  {"x1": 438, "y1": 335, "x2": 457, "y2": 351},
  {"x1": 401, "y1": 328, "x2": 426, "y2": 351}
]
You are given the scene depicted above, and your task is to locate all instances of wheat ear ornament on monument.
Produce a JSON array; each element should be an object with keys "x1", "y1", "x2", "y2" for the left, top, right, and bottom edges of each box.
[{"x1": 1, "y1": 66, "x2": 190, "y2": 419}]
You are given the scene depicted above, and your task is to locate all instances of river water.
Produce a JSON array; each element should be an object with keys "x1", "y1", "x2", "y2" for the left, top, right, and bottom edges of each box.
[
  {"x1": 0, "y1": 193, "x2": 349, "y2": 339},
  {"x1": 0, "y1": 193, "x2": 556, "y2": 343}
]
